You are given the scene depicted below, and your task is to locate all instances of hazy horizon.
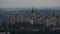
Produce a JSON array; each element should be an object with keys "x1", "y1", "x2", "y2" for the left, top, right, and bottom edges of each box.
[{"x1": 0, "y1": 0, "x2": 60, "y2": 8}]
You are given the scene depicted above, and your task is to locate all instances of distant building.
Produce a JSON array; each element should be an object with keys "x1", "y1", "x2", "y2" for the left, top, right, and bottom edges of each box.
[
  {"x1": 9, "y1": 15, "x2": 16, "y2": 23},
  {"x1": 17, "y1": 15, "x2": 24, "y2": 22},
  {"x1": 46, "y1": 17, "x2": 57, "y2": 27},
  {"x1": 0, "y1": 18, "x2": 4, "y2": 24}
]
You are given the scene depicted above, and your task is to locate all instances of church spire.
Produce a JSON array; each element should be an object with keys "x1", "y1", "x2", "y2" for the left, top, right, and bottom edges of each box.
[{"x1": 31, "y1": 6, "x2": 34, "y2": 13}]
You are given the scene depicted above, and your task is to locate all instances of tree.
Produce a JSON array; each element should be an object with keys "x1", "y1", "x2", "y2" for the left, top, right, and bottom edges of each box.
[{"x1": 8, "y1": 23, "x2": 13, "y2": 28}]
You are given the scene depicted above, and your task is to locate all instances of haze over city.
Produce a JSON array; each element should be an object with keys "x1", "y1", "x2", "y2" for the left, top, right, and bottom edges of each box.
[{"x1": 0, "y1": 0, "x2": 60, "y2": 8}]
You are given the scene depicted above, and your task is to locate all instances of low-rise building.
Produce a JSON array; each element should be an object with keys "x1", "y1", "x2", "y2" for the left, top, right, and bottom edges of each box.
[{"x1": 46, "y1": 17, "x2": 57, "y2": 27}]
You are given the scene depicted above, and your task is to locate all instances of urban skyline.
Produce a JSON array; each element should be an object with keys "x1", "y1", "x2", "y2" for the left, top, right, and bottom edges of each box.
[{"x1": 0, "y1": 8, "x2": 60, "y2": 34}]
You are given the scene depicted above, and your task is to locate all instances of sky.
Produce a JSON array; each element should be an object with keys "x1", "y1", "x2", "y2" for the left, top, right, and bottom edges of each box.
[{"x1": 0, "y1": 0, "x2": 60, "y2": 8}]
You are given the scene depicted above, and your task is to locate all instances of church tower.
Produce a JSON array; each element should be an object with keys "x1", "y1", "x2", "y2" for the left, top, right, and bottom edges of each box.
[
  {"x1": 29, "y1": 7, "x2": 35, "y2": 24},
  {"x1": 31, "y1": 7, "x2": 35, "y2": 18}
]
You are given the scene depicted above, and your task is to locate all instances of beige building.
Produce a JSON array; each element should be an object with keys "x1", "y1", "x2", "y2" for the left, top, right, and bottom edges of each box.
[
  {"x1": 9, "y1": 15, "x2": 16, "y2": 23},
  {"x1": 17, "y1": 15, "x2": 24, "y2": 22},
  {"x1": 46, "y1": 17, "x2": 57, "y2": 27}
]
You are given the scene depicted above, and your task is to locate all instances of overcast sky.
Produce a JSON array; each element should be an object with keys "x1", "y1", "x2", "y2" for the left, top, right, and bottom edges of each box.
[{"x1": 0, "y1": 0, "x2": 60, "y2": 8}]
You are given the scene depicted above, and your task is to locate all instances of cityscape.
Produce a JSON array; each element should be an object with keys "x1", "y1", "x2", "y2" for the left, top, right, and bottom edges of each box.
[
  {"x1": 0, "y1": 0, "x2": 60, "y2": 34},
  {"x1": 0, "y1": 7, "x2": 60, "y2": 34}
]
